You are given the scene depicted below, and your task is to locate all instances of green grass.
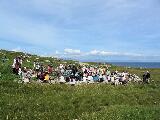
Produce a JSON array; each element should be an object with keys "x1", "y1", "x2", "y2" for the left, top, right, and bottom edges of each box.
[
  {"x1": 0, "y1": 49, "x2": 160, "y2": 120},
  {"x1": 0, "y1": 81, "x2": 160, "y2": 120}
]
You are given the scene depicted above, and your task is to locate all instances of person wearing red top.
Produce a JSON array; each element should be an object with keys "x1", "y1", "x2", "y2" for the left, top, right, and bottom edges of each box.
[{"x1": 48, "y1": 65, "x2": 53, "y2": 74}]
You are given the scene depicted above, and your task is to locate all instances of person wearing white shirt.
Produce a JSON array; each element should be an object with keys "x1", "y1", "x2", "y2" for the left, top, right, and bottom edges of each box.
[
  {"x1": 103, "y1": 75, "x2": 108, "y2": 83},
  {"x1": 82, "y1": 76, "x2": 88, "y2": 83},
  {"x1": 59, "y1": 75, "x2": 65, "y2": 84},
  {"x1": 107, "y1": 75, "x2": 111, "y2": 82},
  {"x1": 88, "y1": 75, "x2": 94, "y2": 83},
  {"x1": 111, "y1": 76, "x2": 115, "y2": 83}
]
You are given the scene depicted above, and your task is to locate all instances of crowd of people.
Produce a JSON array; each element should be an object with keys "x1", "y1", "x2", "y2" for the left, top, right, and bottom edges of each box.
[{"x1": 11, "y1": 56, "x2": 151, "y2": 86}]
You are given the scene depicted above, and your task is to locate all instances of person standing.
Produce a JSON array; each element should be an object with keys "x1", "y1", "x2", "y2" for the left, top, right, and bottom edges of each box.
[
  {"x1": 143, "y1": 71, "x2": 150, "y2": 84},
  {"x1": 146, "y1": 71, "x2": 151, "y2": 83}
]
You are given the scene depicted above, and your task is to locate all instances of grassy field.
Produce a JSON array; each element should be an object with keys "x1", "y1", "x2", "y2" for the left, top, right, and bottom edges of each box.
[{"x1": 0, "y1": 50, "x2": 160, "y2": 120}]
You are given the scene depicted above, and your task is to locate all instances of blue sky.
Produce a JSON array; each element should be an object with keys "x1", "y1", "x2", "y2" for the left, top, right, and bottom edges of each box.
[{"x1": 0, "y1": 0, "x2": 160, "y2": 62}]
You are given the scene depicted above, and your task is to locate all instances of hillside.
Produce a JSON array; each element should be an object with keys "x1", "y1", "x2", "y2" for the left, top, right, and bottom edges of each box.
[{"x1": 0, "y1": 49, "x2": 160, "y2": 120}]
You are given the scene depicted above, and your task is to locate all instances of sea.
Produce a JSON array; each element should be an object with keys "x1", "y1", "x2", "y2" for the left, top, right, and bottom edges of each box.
[{"x1": 109, "y1": 62, "x2": 160, "y2": 68}]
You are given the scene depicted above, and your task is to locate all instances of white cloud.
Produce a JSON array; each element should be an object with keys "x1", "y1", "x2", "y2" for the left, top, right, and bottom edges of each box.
[
  {"x1": 88, "y1": 50, "x2": 119, "y2": 56},
  {"x1": 52, "y1": 48, "x2": 160, "y2": 62},
  {"x1": 64, "y1": 48, "x2": 81, "y2": 55},
  {"x1": 89, "y1": 50, "x2": 99, "y2": 55},
  {"x1": 55, "y1": 49, "x2": 144, "y2": 58}
]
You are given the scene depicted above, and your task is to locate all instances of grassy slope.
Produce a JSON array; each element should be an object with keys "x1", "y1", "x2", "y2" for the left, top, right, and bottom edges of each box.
[{"x1": 0, "y1": 50, "x2": 160, "y2": 120}]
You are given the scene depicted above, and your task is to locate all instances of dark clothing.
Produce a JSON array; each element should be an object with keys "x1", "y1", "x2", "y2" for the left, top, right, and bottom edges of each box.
[
  {"x1": 143, "y1": 72, "x2": 150, "y2": 84},
  {"x1": 146, "y1": 73, "x2": 150, "y2": 79},
  {"x1": 143, "y1": 74, "x2": 147, "y2": 83}
]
